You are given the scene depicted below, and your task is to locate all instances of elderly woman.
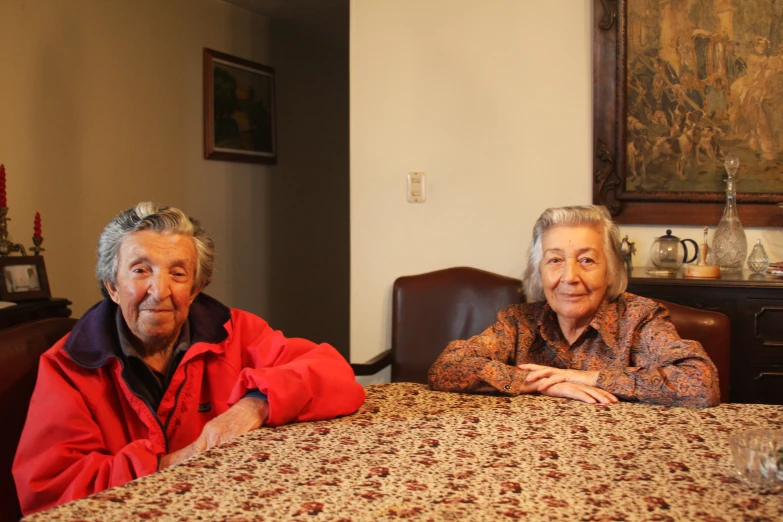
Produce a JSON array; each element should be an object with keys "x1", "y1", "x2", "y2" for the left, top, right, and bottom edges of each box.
[
  {"x1": 428, "y1": 205, "x2": 719, "y2": 408},
  {"x1": 14, "y1": 203, "x2": 366, "y2": 515}
]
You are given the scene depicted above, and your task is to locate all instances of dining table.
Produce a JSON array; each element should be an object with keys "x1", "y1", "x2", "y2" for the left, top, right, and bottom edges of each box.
[{"x1": 25, "y1": 382, "x2": 783, "y2": 521}]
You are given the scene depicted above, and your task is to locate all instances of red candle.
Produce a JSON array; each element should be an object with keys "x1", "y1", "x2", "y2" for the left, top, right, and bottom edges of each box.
[
  {"x1": 34, "y1": 212, "x2": 42, "y2": 239},
  {"x1": 0, "y1": 164, "x2": 6, "y2": 208}
]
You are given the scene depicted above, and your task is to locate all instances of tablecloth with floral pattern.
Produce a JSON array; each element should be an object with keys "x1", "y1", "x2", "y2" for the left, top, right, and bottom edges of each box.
[{"x1": 26, "y1": 383, "x2": 783, "y2": 521}]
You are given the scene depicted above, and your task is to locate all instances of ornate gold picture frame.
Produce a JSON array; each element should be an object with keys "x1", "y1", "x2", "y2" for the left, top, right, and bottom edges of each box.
[{"x1": 593, "y1": 0, "x2": 783, "y2": 226}]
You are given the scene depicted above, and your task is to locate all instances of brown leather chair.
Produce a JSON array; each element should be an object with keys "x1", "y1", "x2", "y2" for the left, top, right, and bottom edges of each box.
[
  {"x1": 351, "y1": 268, "x2": 730, "y2": 403},
  {"x1": 0, "y1": 318, "x2": 77, "y2": 522},
  {"x1": 352, "y1": 267, "x2": 524, "y2": 383},
  {"x1": 390, "y1": 267, "x2": 524, "y2": 383},
  {"x1": 654, "y1": 299, "x2": 731, "y2": 403}
]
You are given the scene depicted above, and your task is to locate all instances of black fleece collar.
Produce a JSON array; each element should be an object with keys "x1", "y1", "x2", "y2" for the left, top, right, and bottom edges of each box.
[{"x1": 63, "y1": 293, "x2": 232, "y2": 368}]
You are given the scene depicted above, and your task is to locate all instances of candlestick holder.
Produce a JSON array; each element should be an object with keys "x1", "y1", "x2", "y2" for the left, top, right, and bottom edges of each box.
[
  {"x1": 30, "y1": 236, "x2": 45, "y2": 255},
  {"x1": 0, "y1": 207, "x2": 29, "y2": 256}
]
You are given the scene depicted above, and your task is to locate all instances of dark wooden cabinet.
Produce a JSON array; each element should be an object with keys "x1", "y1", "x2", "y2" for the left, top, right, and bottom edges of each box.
[
  {"x1": 0, "y1": 298, "x2": 72, "y2": 331},
  {"x1": 628, "y1": 268, "x2": 783, "y2": 405}
]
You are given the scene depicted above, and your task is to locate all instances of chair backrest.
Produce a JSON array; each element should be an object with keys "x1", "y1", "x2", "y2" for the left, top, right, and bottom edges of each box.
[
  {"x1": 654, "y1": 299, "x2": 731, "y2": 403},
  {"x1": 386, "y1": 267, "x2": 729, "y2": 402},
  {"x1": 391, "y1": 267, "x2": 523, "y2": 383},
  {"x1": 0, "y1": 318, "x2": 77, "y2": 522}
]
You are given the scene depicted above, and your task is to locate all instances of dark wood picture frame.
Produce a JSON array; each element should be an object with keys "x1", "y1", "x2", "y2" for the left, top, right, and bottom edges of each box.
[
  {"x1": 592, "y1": 0, "x2": 783, "y2": 226},
  {"x1": 204, "y1": 48, "x2": 277, "y2": 164},
  {"x1": 0, "y1": 256, "x2": 52, "y2": 301}
]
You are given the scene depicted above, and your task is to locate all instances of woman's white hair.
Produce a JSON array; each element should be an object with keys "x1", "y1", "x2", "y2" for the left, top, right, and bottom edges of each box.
[{"x1": 522, "y1": 205, "x2": 627, "y2": 302}]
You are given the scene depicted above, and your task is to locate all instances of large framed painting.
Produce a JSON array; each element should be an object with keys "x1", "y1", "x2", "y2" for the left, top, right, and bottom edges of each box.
[
  {"x1": 593, "y1": 0, "x2": 783, "y2": 226},
  {"x1": 204, "y1": 48, "x2": 277, "y2": 164}
]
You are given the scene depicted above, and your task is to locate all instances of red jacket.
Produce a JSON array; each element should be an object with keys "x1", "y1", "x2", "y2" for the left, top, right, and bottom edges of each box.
[{"x1": 13, "y1": 294, "x2": 365, "y2": 515}]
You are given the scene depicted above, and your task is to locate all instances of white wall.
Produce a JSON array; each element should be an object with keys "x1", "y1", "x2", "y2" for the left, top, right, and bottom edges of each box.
[
  {"x1": 349, "y1": 0, "x2": 783, "y2": 371},
  {"x1": 350, "y1": 0, "x2": 593, "y2": 366}
]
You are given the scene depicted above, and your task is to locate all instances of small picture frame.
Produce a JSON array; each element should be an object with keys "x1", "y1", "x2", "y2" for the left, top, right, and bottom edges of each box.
[
  {"x1": 0, "y1": 256, "x2": 52, "y2": 301},
  {"x1": 203, "y1": 48, "x2": 277, "y2": 164}
]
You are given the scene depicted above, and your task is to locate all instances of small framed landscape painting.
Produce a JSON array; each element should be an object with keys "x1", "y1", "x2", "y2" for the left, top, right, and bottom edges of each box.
[{"x1": 204, "y1": 48, "x2": 277, "y2": 164}]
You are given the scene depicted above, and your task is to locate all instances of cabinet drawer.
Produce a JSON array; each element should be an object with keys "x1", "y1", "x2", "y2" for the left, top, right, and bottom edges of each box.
[
  {"x1": 743, "y1": 299, "x2": 783, "y2": 364},
  {"x1": 627, "y1": 285, "x2": 734, "y2": 315},
  {"x1": 742, "y1": 365, "x2": 783, "y2": 405}
]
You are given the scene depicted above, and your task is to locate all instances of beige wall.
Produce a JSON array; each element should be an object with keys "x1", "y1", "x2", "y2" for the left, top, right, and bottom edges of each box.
[
  {"x1": 0, "y1": 0, "x2": 271, "y2": 317},
  {"x1": 349, "y1": 0, "x2": 781, "y2": 374},
  {"x1": 0, "y1": 0, "x2": 351, "y2": 354}
]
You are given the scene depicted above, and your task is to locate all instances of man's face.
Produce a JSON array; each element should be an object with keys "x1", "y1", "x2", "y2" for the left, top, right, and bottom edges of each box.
[{"x1": 104, "y1": 230, "x2": 201, "y2": 351}]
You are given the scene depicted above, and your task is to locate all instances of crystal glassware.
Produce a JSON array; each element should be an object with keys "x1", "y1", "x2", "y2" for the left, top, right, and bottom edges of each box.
[
  {"x1": 747, "y1": 240, "x2": 770, "y2": 274},
  {"x1": 729, "y1": 429, "x2": 783, "y2": 492},
  {"x1": 712, "y1": 153, "x2": 747, "y2": 271}
]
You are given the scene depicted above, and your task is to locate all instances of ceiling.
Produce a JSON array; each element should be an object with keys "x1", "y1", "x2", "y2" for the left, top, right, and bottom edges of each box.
[{"x1": 220, "y1": 0, "x2": 347, "y2": 41}]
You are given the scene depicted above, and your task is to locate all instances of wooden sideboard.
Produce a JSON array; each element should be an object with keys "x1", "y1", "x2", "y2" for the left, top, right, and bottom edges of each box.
[
  {"x1": 0, "y1": 298, "x2": 72, "y2": 331},
  {"x1": 628, "y1": 268, "x2": 783, "y2": 405}
]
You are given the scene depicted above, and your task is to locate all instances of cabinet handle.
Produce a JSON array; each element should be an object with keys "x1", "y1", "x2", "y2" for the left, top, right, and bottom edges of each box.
[{"x1": 752, "y1": 372, "x2": 783, "y2": 381}]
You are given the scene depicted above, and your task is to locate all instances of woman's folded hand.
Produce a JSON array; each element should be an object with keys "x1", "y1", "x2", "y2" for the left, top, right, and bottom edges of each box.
[
  {"x1": 519, "y1": 363, "x2": 600, "y2": 389},
  {"x1": 538, "y1": 382, "x2": 618, "y2": 404}
]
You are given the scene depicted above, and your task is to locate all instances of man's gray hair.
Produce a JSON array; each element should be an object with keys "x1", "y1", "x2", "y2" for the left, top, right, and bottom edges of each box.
[
  {"x1": 96, "y1": 202, "x2": 215, "y2": 298},
  {"x1": 522, "y1": 205, "x2": 626, "y2": 302}
]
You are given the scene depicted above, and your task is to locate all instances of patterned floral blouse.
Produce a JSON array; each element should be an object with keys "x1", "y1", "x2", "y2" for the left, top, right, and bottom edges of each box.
[{"x1": 428, "y1": 292, "x2": 720, "y2": 408}]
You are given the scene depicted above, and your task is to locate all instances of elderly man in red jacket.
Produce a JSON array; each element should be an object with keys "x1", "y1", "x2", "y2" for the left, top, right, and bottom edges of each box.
[{"x1": 13, "y1": 202, "x2": 366, "y2": 515}]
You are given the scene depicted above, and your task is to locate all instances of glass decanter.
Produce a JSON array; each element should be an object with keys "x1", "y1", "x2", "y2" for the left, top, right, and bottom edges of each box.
[
  {"x1": 747, "y1": 239, "x2": 770, "y2": 274},
  {"x1": 712, "y1": 153, "x2": 747, "y2": 271}
]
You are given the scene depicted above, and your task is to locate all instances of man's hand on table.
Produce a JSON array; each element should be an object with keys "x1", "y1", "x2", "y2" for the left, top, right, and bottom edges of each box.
[{"x1": 159, "y1": 396, "x2": 269, "y2": 469}]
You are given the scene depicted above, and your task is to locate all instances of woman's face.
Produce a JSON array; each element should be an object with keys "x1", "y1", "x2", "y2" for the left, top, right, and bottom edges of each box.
[{"x1": 540, "y1": 225, "x2": 610, "y2": 326}]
